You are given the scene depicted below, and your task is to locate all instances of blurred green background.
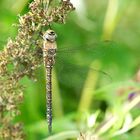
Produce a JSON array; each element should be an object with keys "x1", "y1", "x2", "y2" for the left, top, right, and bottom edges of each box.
[{"x1": 0, "y1": 0, "x2": 140, "y2": 140}]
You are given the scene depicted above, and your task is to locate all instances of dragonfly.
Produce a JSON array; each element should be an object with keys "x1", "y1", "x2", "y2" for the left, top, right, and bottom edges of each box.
[{"x1": 42, "y1": 29, "x2": 117, "y2": 133}]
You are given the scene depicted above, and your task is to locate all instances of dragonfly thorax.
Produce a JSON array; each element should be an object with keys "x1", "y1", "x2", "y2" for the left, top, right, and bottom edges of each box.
[{"x1": 48, "y1": 48, "x2": 56, "y2": 57}]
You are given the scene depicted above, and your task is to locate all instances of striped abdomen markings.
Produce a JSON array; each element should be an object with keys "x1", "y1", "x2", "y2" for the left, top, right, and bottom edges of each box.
[
  {"x1": 44, "y1": 50, "x2": 57, "y2": 134},
  {"x1": 44, "y1": 53, "x2": 56, "y2": 133},
  {"x1": 46, "y1": 60, "x2": 53, "y2": 133}
]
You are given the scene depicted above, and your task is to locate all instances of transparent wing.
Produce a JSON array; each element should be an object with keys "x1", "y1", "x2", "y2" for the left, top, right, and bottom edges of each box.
[
  {"x1": 54, "y1": 62, "x2": 112, "y2": 91},
  {"x1": 54, "y1": 40, "x2": 117, "y2": 90}
]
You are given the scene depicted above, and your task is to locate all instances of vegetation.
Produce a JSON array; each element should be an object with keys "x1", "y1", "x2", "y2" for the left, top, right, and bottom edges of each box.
[{"x1": 0, "y1": 0, "x2": 140, "y2": 140}]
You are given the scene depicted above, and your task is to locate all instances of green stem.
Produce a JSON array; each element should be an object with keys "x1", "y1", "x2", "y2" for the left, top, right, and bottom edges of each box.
[{"x1": 78, "y1": 60, "x2": 101, "y2": 113}]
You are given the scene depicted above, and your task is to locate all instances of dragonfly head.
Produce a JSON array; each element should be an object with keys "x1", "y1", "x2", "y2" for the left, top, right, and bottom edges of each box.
[{"x1": 43, "y1": 29, "x2": 57, "y2": 42}]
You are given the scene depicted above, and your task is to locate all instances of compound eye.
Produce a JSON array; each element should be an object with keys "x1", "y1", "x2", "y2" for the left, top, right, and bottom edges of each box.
[{"x1": 49, "y1": 31, "x2": 55, "y2": 35}]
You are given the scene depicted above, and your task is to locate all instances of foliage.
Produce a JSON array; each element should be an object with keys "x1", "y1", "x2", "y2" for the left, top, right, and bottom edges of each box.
[{"x1": 0, "y1": 0, "x2": 74, "y2": 139}]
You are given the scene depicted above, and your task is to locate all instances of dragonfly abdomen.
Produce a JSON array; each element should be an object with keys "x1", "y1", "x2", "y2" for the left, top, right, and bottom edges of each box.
[{"x1": 46, "y1": 63, "x2": 53, "y2": 133}]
